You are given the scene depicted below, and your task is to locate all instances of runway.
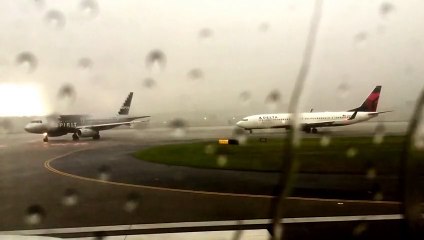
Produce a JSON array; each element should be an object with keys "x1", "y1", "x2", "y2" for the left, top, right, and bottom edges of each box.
[{"x1": 0, "y1": 122, "x2": 412, "y2": 238}]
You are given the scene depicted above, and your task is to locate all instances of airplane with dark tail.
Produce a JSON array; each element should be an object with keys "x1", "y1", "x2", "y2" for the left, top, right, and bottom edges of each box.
[
  {"x1": 236, "y1": 86, "x2": 391, "y2": 133},
  {"x1": 24, "y1": 92, "x2": 149, "y2": 142}
]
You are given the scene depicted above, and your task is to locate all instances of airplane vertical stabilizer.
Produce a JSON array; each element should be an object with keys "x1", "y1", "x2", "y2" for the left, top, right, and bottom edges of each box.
[{"x1": 118, "y1": 92, "x2": 133, "y2": 115}]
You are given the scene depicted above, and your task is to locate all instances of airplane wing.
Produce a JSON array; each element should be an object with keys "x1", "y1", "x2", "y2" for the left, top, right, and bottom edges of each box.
[
  {"x1": 301, "y1": 121, "x2": 335, "y2": 128},
  {"x1": 77, "y1": 116, "x2": 150, "y2": 131},
  {"x1": 368, "y1": 110, "x2": 393, "y2": 116}
]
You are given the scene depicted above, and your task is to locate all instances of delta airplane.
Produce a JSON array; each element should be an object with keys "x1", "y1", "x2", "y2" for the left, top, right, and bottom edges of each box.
[
  {"x1": 236, "y1": 86, "x2": 391, "y2": 133},
  {"x1": 24, "y1": 92, "x2": 149, "y2": 142}
]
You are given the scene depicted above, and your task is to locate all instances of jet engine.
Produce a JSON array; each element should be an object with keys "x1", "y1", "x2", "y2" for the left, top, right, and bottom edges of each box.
[{"x1": 77, "y1": 128, "x2": 98, "y2": 137}]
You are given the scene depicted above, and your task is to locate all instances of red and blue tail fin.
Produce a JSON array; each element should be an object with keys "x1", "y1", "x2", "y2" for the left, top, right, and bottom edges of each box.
[{"x1": 349, "y1": 86, "x2": 381, "y2": 112}]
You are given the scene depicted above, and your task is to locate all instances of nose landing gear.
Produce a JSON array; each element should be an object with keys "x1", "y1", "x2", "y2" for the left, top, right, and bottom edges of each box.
[{"x1": 43, "y1": 135, "x2": 48, "y2": 142}]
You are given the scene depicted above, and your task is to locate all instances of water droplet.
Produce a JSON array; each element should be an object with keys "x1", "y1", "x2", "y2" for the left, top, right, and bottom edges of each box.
[
  {"x1": 217, "y1": 155, "x2": 228, "y2": 167},
  {"x1": 57, "y1": 84, "x2": 77, "y2": 107},
  {"x1": 346, "y1": 147, "x2": 357, "y2": 158},
  {"x1": 33, "y1": 0, "x2": 45, "y2": 9},
  {"x1": 16, "y1": 52, "x2": 37, "y2": 73},
  {"x1": 373, "y1": 123, "x2": 385, "y2": 144},
  {"x1": 0, "y1": 119, "x2": 13, "y2": 133},
  {"x1": 373, "y1": 191, "x2": 384, "y2": 201},
  {"x1": 265, "y1": 90, "x2": 281, "y2": 111},
  {"x1": 98, "y1": 165, "x2": 111, "y2": 181},
  {"x1": 79, "y1": 0, "x2": 99, "y2": 18},
  {"x1": 239, "y1": 91, "x2": 251, "y2": 105},
  {"x1": 123, "y1": 192, "x2": 140, "y2": 212},
  {"x1": 352, "y1": 223, "x2": 368, "y2": 236},
  {"x1": 199, "y1": 28, "x2": 213, "y2": 39},
  {"x1": 187, "y1": 68, "x2": 203, "y2": 81},
  {"x1": 78, "y1": 58, "x2": 93, "y2": 70},
  {"x1": 204, "y1": 144, "x2": 216, "y2": 155},
  {"x1": 337, "y1": 82, "x2": 350, "y2": 98},
  {"x1": 380, "y1": 2, "x2": 394, "y2": 17},
  {"x1": 62, "y1": 188, "x2": 79, "y2": 206},
  {"x1": 233, "y1": 127, "x2": 247, "y2": 144},
  {"x1": 24, "y1": 205, "x2": 45, "y2": 225},
  {"x1": 366, "y1": 168, "x2": 377, "y2": 180},
  {"x1": 143, "y1": 78, "x2": 156, "y2": 88},
  {"x1": 354, "y1": 32, "x2": 368, "y2": 47},
  {"x1": 258, "y1": 22, "x2": 270, "y2": 32},
  {"x1": 146, "y1": 49, "x2": 166, "y2": 73},
  {"x1": 169, "y1": 118, "x2": 187, "y2": 138},
  {"x1": 320, "y1": 135, "x2": 331, "y2": 147},
  {"x1": 44, "y1": 10, "x2": 65, "y2": 29}
]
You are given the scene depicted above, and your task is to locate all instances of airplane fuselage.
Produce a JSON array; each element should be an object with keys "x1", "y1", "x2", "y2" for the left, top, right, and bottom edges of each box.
[
  {"x1": 25, "y1": 115, "x2": 136, "y2": 137},
  {"x1": 236, "y1": 111, "x2": 378, "y2": 130}
]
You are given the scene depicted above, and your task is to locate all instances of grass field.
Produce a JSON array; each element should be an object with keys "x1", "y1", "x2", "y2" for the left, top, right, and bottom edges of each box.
[{"x1": 134, "y1": 135, "x2": 423, "y2": 173}]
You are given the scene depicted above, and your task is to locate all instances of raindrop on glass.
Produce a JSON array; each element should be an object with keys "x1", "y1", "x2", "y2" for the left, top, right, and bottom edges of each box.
[
  {"x1": 337, "y1": 82, "x2": 350, "y2": 98},
  {"x1": 217, "y1": 155, "x2": 228, "y2": 167},
  {"x1": 57, "y1": 84, "x2": 77, "y2": 106},
  {"x1": 204, "y1": 144, "x2": 216, "y2": 155},
  {"x1": 379, "y1": 2, "x2": 394, "y2": 17},
  {"x1": 366, "y1": 167, "x2": 377, "y2": 180},
  {"x1": 187, "y1": 68, "x2": 203, "y2": 81},
  {"x1": 146, "y1": 49, "x2": 166, "y2": 73},
  {"x1": 354, "y1": 32, "x2": 368, "y2": 47},
  {"x1": 33, "y1": 0, "x2": 45, "y2": 9},
  {"x1": 79, "y1": 0, "x2": 99, "y2": 18},
  {"x1": 199, "y1": 28, "x2": 213, "y2": 39},
  {"x1": 16, "y1": 52, "x2": 37, "y2": 73},
  {"x1": 346, "y1": 147, "x2": 357, "y2": 158},
  {"x1": 44, "y1": 10, "x2": 66, "y2": 29},
  {"x1": 123, "y1": 192, "x2": 140, "y2": 212},
  {"x1": 373, "y1": 191, "x2": 384, "y2": 201},
  {"x1": 373, "y1": 123, "x2": 385, "y2": 144},
  {"x1": 320, "y1": 135, "x2": 331, "y2": 147},
  {"x1": 258, "y1": 22, "x2": 270, "y2": 32},
  {"x1": 98, "y1": 165, "x2": 111, "y2": 181},
  {"x1": 265, "y1": 90, "x2": 281, "y2": 111},
  {"x1": 0, "y1": 119, "x2": 13, "y2": 134},
  {"x1": 78, "y1": 58, "x2": 93, "y2": 70},
  {"x1": 24, "y1": 205, "x2": 45, "y2": 225},
  {"x1": 352, "y1": 223, "x2": 368, "y2": 236},
  {"x1": 239, "y1": 91, "x2": 251, "y2": 105},
  {"x1": 62, "y1": 188, "x2": 79, "y2": 206},
  {"x1": 169, "y1": 118, "x2": 187, "y2": 138},
  {"x1": 233, "y1": 127, "x2": 247, "y2": 145},
  {"x1": 143, "y1": 78, "x2": 156, "y2": 88}
]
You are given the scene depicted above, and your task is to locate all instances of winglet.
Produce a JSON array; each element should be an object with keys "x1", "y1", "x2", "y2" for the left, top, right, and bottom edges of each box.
[{"x1": 118, "y1": 92, "x2": 133, "y2": 115}]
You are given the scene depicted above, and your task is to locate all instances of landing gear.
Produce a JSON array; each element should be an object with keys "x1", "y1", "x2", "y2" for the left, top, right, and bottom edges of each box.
[
  {"x1": 312, "y1": 128, "x2": 318, "y2": 134},
  {"x1": 72, "y1": 133, "x2": 79, "y2": 141},
  {"x1": 248, "y1": 129, "x2": 253, "y2": 134},
  {"x1": 93, "y1": 133, "x2": 100, "y2": 140},
  {"x1": 305, "y1": 127, "x2": 311, "y2": 133},
  {"x1": 43, "y1": 135, "x2": 48, "y2": 142}
]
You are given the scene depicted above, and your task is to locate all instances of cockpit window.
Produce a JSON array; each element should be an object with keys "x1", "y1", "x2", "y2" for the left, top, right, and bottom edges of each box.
[
  {"x1": 30, "y1": 120, "x2": 42, "y2": 123},
  {"x1": 242, "y1": 118, "x2": 248, "y2": 121}
]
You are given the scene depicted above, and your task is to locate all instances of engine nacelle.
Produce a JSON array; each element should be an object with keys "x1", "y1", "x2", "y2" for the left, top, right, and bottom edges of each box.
[{"x1": 77, "y1": 128, "x2": 98, "y2": 138}]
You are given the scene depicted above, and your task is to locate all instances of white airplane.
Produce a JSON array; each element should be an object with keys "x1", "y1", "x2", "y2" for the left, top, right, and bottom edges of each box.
[
  {"x1": 236, "y1": 86, "x2": 391, "y2": 133},
  {"x1": 24, "y1": 92, "x2": 150, "y2": 142}
]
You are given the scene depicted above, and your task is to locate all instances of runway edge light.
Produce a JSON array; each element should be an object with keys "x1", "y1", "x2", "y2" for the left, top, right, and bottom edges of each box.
[{"x1": 218, "y1": 139, "x2": 239, "y2": 145}]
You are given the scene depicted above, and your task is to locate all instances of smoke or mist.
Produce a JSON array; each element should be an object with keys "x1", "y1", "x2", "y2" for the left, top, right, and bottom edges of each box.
[{"x1": 0, "y1": 0, "x2": 423, "y2": 122}]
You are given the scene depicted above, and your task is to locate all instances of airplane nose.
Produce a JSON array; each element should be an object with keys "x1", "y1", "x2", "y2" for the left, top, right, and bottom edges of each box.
[
  {"x1": 24, "y1": 124, "x2": 32, "y2": 133},
  {"x1": 236, "y1": 121, "x2": 243, "y2": 127}
]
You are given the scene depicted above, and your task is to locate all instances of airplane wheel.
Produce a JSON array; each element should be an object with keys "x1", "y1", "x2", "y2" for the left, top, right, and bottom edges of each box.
[
  {"x1": 249, "y1": 129, "x2": 253, "y2": 134},
  {"x1": 43, "y1": 136, "x2": 48, "y2": 142},
  {"x1": 305, "y1": 128, "x2": 311, "y2": 133},
  {"x1": 72, "y1": 133, "x2": 79, "y2": 141},
  {"x1": 312, "y1": 128, "x2": 318, "y2": 134},
  {"x1": 93, "y1": 134, "x2": 100, "y2": 140}
]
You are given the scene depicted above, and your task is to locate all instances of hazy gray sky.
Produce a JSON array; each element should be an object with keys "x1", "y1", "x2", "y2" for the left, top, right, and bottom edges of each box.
[{"x1": 0, "y1": 0, "x2": 423, "y2": 120}]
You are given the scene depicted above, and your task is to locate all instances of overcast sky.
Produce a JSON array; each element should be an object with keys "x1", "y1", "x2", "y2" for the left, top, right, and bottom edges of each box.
[{"x1": 0, "y1": 0, "x2": 423, "y2": 120}]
